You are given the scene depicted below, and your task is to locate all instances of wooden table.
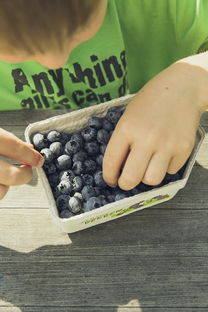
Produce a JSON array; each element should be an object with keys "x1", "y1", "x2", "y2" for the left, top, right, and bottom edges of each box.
[{"x1": 0, "y1": 109, "x2": 208, "y2": 312}]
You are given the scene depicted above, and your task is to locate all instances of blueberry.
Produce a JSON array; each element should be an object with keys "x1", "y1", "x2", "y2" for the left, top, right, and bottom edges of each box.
[
  {"x1": 98, "y1": 195, "x2": 108, "y2": 206},
  {"x1": 163, "y1": 172, "x2": 181, "y2": 184},
  {"x1": 88, "y1": 116, "x2": 103, "y2": 129},
  {"x1": 57, "y1": 179, "x2": 73, "y2": 195},
  {"x1": 107, "y1": 194, "x2": 115, "y2": 203},
  {"x1": 65, "y1": 139, "x2": 82, "y2": 155},
  {"x1": 69, "y1": 196, "x2": 82, "y2": 214},
  {"x1": 106, "y1": 106, "x2": 123, "y2": 124},
  {"x1": 47, "y1": 173, "x2": 59, "y2": 187},
  {"x1": 72, "y1": 150, "x2": 88, "y2": 162},
  {"x1": 94, "y1": 187, "x2": 101, "y2": 196},
  {"x1": 137, "y1": 182, "x2": 153, "y2": 192},
  {"x1": 53, "y1": 187, "x2": 62, "y2": 199},
  {"x1": 129, "y1": 187, "x2": 140, "y2": 196},
  {"x1": 40, "y1": 148, "x2": 54, "y2": 163},
  {"x1": 56, "y1": 154, "x2": 72, "y2": 170},
  {"x1": 32, "y1": 133, "x2": 47, "y2": 150},
  {"x1": 47, "y1": 130, "x2": 61, "y2": 143},
  {"x1": 59, "y1": 169, "x2": 75, "y2": 182},
  {"x1": 56, "y1": 194, "x2": 70, "y2": 211},
  {"x1": 70, "y1": 133, "x2": 84, "y2": 146},
  {"x1": 81, "y1": 185, "x2": 96, "y2": 201},
  {"x1": 97, "y1": 129, "x2": 110, "y2": 145},
  {"x1": 83, "y1": 159, "x2": 97, "y2": 173},
  {"x1": 49, "y1": 142, "x2": 63, "y2": 157},
  {"x1": 95, "y1": 154, "x2": 103, "y2": 167},
  {"x1": 82, "y1": 174, "x2": 94, "y2": 186},
  {"x1": 72, "y1": 161, "x2": 84, "y2": 175},
  {"x1": 72, "y1": 176, "x2": 83, "y2": 192},
  {"x1": 60, "y1": 132, "x2": 70, "y2": 145},
  {"x1": 100, "y1": 144, "x2": 107, "y2": 155},
  {"x1": 94, "y1": 171, "x2": 107, "y2": 187},
  {"x1": 59, "y1": 209, "x2": 74, "y2": 219},
  {"x1": 85, "y1": 197, "x2": 102, "y2": 210},
  {"x1": 43, "y1": 162, "x2": 57, "y2": 175},
  {"x1": 81, "y1": 126, "x2": 97, "y2": 142},
  {"x1": 102, "y1": 118, "x2": 114, "y2": 131},
  {"x1": 115, "y1": 193, "x2": 127, "y2": 201},
  {"x1": 74, "y1": 192, "x2": 83, "y2": 201},
  {"x1": 84, "y1": 141, "x2": 100, "y2": 155}
]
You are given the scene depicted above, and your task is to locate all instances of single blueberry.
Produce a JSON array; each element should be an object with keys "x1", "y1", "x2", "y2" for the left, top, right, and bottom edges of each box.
[
  {"x1": 53, "y1": 187, "x2": 62, "y2": 199},
  {"x1": 102, "y1": 118, "x2": 114, "y2": 131},
  {"x1": 69, "y1": 196, "x2": 82, "y2": 214},
  {"x1": 47, "y1": 173, "x2": 59, "y2": 187},
  {"x1": 137, "y1": 182, "x2": 154, "y2": 192},
  {"x1": 98, "y1": 195, "x2": 108, "y2": 206},
  {"x1": 83, "y1": 159, "x2": 97, "y2": 173},
  {"x1": 84, "y1": 141, "x2": 100, "y2": 155},
  {"x1": 81, "y1": 185, "x2": 96, "y2": 201},
  {"x1": 57, "y1": 179, "x2": 73, "y2": 195},
  {"x1": 115, "y1": 193, "x2": 127, "y2": 201},
  {"x1": 72, "y1": 176, "x2": 83, "y2": 192},
  {"x1": 74, "y1": 192, "x2": 83, "y2": 201},
  {"x1": 85, "y1": 197, "x2": 102, "y2": 211},
  {"x1": 97, "y1": 129, "x2": 110, "y2": 145},
  {"x1": 72, "y1": 161, "x2": 84, "y2": 175},
  {"x1": 70, "y1": 133, "x2": 84, "y2": 146},
  {"x1": 47, "y1": 130, "x2": 61, "y2": 143},
  {"x1": 56, "y1": 154, "x2": 72, "y2": 170},
  {"x1": 59, "y1": 209, "x2": 74, "y2": 219},
  {"x1": 60, "y1": 132, "x2": 70, "y2": 145},
  {"x1": 49, "y1": 142, "x2": 63, "y2": 158},
  {"x1": 106, "y1": 106, "x2": 123, "y2": 124},
  {"x1": 94, "y1": 187, "x2": 101, "y2": 196},
  {"x1": 43, "y1": 162, "x2": 57, "y2": 175},
  {"x1": 32, "y1": 133, "x2": 47, "y2": 150},
  {"x1": 73, "y1": 150, "x2": 88, "y2": 162},
  {"x1": 100, "y1": 144, "x2": 107, "y2": 155},
  {"x1": 59, "y1": 169, "x2": 75, "y2": 182},
  {"x1": 40, "y1": 148, "x2": 54, "y2": 163},
  {"x1": 163, "y1": 172, "x2": 181, "y2": 184},
  {"x1": 82, "y1": 174, "x2": 94, "y2": 186},
  {"x1": 88, "y1": 116, "x2": 103, "y2": 129},
  {"x1": 94, "y1": 171, "x2": 107, "y2": 188},
  {"x1": 65, "y1": 139, "x2": 82, "y2": 155},
  {"x1": 95, "y1": 154, "x2": 103, "y2": 167},
  {"x1": 56, "y1": 194, "x2": 70, "y2": 211},
  {"x1": 81, "y1": 126, "x2": 97, "y2": 142},
  {"x1": 107, "y1": 194, "x2": 115, "y2": 203}
]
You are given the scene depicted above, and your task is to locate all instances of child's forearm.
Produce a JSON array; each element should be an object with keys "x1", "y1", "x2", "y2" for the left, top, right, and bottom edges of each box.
[{"x1": 173, "y1": 51, "x2": 208, "y2": 113}]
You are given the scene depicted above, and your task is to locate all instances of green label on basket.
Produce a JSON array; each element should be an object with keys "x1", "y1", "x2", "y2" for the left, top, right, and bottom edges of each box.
[{"x1": 82, "y1": 194, "x2": 170, "y2": 225}]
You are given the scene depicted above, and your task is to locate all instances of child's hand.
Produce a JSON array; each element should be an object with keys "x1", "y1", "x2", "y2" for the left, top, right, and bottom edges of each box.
[
  {"x1": 103, "y1": 63, "x2": 203, "y2": 190},
  {"x1": 0, "y1": 128, "x2": 44, "y2": 199}
]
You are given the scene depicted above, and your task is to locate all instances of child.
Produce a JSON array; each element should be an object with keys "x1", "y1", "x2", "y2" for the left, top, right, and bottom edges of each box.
[{"x1": 0, "y1": 0, "x2": 207, "y2": 200}]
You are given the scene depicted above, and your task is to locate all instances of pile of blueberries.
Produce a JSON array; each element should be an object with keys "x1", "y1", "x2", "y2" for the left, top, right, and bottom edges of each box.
[{"x1": 32, "y1": 105, "x2": 185, "y2": 219}]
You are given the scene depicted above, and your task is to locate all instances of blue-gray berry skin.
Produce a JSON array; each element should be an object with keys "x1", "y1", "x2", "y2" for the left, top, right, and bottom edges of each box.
[
  {"x1": 88, "y1": 116, "x2": 103, "y2": 129},
  {"x1": 59, "y1": 209, "x2": 74, "y2": 219},
  {"x1": 94, "y1": 171, "x2": 107, "y2": 188},
  {"x1": 72, "y1": 161, "x2": 84, "y2": 175},
  {"x1": 115, "y1": 193, "x2": 127, "y2": 201},
  {"x1": 43, "y1": 162, "x2": 57, "y2": 175},
  {"x1": 106, "y1": 106, "x2": 123, "y2": 124},
  {"x1": 102, "y1": 118, "x2": 114, "y2": 131},
  {"x1": 107, "y1": 194, "x2": 115, "y2": 203},
  {"x1": 81, "y1": 126, "x2": 97, "y2": 142},
  {"x1": 65, "y1": 139, "x2": 82, "y2": 155},
  {"x1": 47, "y1": 173, "x2": 59, "y2": 187},
  {"x1": 84, "y1": 141, "x2": 100, "y2": 155},
  {"x1": 56, "y1": 154, "x2": 72, "y2": 170},
  {"x1": 72, "y1": 176, "x2": 83, "y2": 192},
  {"x1": 70, "y1": 133, "x2": 84, "y2": 146},
  {"x1": 53, "y1": 187, "x2": 62, "y2": 199},
  {"x1": 94, "y1": 187, "x2": 101, "y2": 196},
  {"x1": 74, "y1": 192, "x2": 83, "y2": 201},
  {"x1": 47, "y1": 130, "x2": 61, "y2": 143},
  {"x1": 85, "y1": 197, "x2": 102, "y2": 210},
  {"x1": 97, "y1": 129, "x2": 110, "y2": 145},
  {"x1": 57, "y1": 179, "x2": 73, "y2": 195},
  {"x1": 49, "y1": 142, "x2": 63, "y2": 158},
  {"x1": 81, "y1": 185, "x2": 96, "y2": 201},
  {"x1": 137, "y1": 182, "x2": 153, "y2": 192},
  {"x1": 129, "y1": 187, "x2": 140, "y2": 196},
  {"x1": 95, "y1": 154, "x2": 103, "y2": 167},
  {"x1": 32, "y1": 133, "x2": 47, "y2": 150},
  {"x1": 60, "y1": 132, "x2": 70, "y2": 145},
  {"x1": 69, "y1": 196, "x2": 82, "y2": 214},
  {"x1": 40, "y1": 148, "x2": 54, "y2": 163},
  {"x1": 82, "y1": 174, "x2": 94, "y2": 186},
  {"x1": 100, "y1": 144, "x2": 107, "y2": 155},
  {"x1": 56, "y1": 194, "x2": 70, "y2": 211},
  {"x1": 59, "y1": 169, "x2": 75, "y2": 182},
  {"x1": 163, "y1": 172, "x2": 181, "y2": 184},
  {"x1": 98, "y1": 195, "x2": 108, "y2": 206},
  {"x1": 73, "y1": 151, "x2": 88, "y2": 163},
  {"x1": 83, "y1": 159, "x2": 97, "y2": 173}
]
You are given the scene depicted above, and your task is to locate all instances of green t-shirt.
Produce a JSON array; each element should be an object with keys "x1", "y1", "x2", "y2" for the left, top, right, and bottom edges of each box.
[{"x1": 0, "y1": 0, "x2": 208, "y2": 110}]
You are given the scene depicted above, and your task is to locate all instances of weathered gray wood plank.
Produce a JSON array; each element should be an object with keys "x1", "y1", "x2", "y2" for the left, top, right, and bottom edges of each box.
[{"x1": 0, "y1": 308, "x2": 207, "y2": 312}]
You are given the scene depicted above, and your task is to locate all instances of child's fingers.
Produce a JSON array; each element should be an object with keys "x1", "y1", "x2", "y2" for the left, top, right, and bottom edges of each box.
[
  {"x1": 0, "y1": 128, "x2": 44, "y2": 168},
  {"x1": 102, "y1": 131, "x2": 129, "y2": 187},
  {"x1": 0, "y1": 159, "x2": 33, "y2": 186},
  {"x1": 0, "y1": 184, "x2": 9, "y2": 200},
  {"x1": 117, "y1": 143, "x2": 153, "y2": 190},
  {"x1": 167, "y1": 153, "x2": 191, "y2": 175}
]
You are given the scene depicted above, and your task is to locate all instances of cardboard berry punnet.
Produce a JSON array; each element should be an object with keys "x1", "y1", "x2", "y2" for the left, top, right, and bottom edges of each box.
[{"x1": 25, "y1": 94, "x2": 205, "y2": 233}]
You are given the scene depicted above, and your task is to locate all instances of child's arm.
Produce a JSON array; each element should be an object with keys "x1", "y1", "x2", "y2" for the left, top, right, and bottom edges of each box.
[
  {"x1": 0, "y1": 128, "x2": 44, "y2": 199},
  {"x1": 103, "y1": 52, "x2": 208, "y2": 190}
]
